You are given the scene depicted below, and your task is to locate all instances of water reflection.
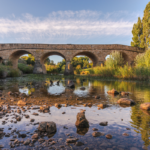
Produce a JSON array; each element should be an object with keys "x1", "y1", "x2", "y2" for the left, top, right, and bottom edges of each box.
[{"x1": 1, "y1": 76, "x2": 150, "y2": 149}]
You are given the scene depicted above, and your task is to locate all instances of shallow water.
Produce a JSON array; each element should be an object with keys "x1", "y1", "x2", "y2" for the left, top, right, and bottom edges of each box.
[{"x1": 0, "y1": 75, "x2": 150, "y2": 150}]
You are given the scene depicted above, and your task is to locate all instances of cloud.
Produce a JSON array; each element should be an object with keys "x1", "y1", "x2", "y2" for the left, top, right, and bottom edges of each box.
[{"x1": 0, "y1": 10, "x2": 139, "y2": 42}]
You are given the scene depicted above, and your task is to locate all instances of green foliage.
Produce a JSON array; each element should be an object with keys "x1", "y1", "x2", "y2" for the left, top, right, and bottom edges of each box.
[
  {"x1": 21, "y1": 54, "x2": 35, "y2": 65},
  {"x1": 131, "y1": 2, "x2": 150, "y2": 48},
  {"x1": 142, "y1": 2, "x2": 150, "y2": 48},
  {"x1": 44, "y1": 58, "x2": 51, "y2": 65},
  {"x1": 18, "y1": 63, "x2": 33, "y2": 74},
  {"x1": 7, "y1": 68, "x2": 20, "y2": 77},
  {"x1": 131, "y1": 17, "x2": 143, "y2": 47},
  {"x1": 105, "y1": 51, "x2": 124, "y2": 68},
  {"x1": 135, "y1": 49, "x2": 150, "y2": 67},
  {"x1": 117, "y1": 63, "x2": 133, "y2": 78},
  {"x1": 0, "y1": 64, "x2": 20, "y2": 77}
]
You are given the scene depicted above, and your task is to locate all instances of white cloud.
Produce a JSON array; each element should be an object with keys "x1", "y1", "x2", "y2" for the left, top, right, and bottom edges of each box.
[{"x1": 0, "y1": 10, "x2": 139, "y2": 42}]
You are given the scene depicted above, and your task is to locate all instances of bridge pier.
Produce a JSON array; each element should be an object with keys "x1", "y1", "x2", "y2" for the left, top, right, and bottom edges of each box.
[
  {"x1": 64, "y1": 61, "x2": 74, "y2": 75},
  {"x1": 33, "y1": 60, "x2": 43, "y2": 74}
]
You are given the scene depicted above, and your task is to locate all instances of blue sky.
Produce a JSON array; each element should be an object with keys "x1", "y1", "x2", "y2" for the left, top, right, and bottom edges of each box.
[{"x1": 0, "y1": 0, "x2": 149, "y2": 63}]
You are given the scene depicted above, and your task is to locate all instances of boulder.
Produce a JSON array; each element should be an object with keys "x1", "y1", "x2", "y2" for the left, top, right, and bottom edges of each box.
[
  {"x1": 66, "y1": 138, "x2": 78, "y2": 143},
  {"x1": 99, "y1": 122, "x2": 108, "y2": 126},
  {"x1": 17, "y1": 100, "x2": 26, "y2": 105},
  {"x1": 32, "y1": 133, "x2": 38, "y2": 139},
  {"x1": 40, "y1": 106, "x2": 50, "y2": 112},
  {"x1": 107, "y1": 89, "x2": 119, "y2": 94},
  {"x1": 117, "y1": 98, "x2": 135, "y2": 105},
  {"x1": 75, "y1": 112, "x2": 89, "y2": 128},
  {"x1": 95, "y1": 95, "x2": 100, "y2": 99},
  {"x1": 0, "y1": 71, "x2": 8, "y2": 79},
  {"x1": 92, "y1": 132, "x2": 102, "y2": 137},
  {"x1": 140, "y1": 103, "x2": 150, "y2": 110},
  {"x1": 38, "y1": 122, "x2": 56, "y2": 134},
  {"x1": 121, "y1": 92, "x2": 129, "y2": 96},
  {"x1": 97, "y1": 104, "x2": 108, "y2": 109},
  {"x1": 55, "y1": 103, "x2": 62, "y2": 108},
  {"x1": 67, "y1": 81, "x2": 75, "y2": 88},
  {"x1": 80, "y1": 87, "x2": 85, "y2": 90}
]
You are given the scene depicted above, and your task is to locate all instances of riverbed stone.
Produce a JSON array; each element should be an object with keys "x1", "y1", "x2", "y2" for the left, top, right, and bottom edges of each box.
[
  {"x1": 106, "y1": 134, "x2": 112, "y2": 139},
  {"x1": 99, "y1": 121, "x2": 108, "y2": 126},
  {"x1": 75, "y1": 112, "x2": 89, "y2": 128},
  {"x1": 38, "y1": 122, "x2": 56, "y2": 134},
  {"x1": 17, "y1": 100, "x2": 26, "y2": 105},
  {"x1": 107, "y1": 89, "x2": 119, "y2": 94},
  {"x1": 80, "y1": 87, "x2": 85, "y2": 90},
  {"x1": 66, "y1": 138, "x2": 78, "y2": 143},
  {"x1": 140, "y1": 103, "x2": 150, "y2": 110},
  {"x1": 121, "y1": 91, "x2": 129, "y2": 96},
  {"x1": 92, "y1": 132, "x2": 102, "y2": 137},
  {"x1": 97, "y1": 104, "x2": 108, "y2": 108},
  {"x1": 117, "y1": 98, "x2": 135, "y2": 105}
]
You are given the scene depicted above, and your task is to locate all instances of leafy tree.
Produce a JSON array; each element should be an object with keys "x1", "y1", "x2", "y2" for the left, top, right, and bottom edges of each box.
[
  {"x1": 105, "y1": 51, "x2": 124, "y2": 68},
  {"x1": 142, "y1": 2, "x2": 150, "y2": 48},
  {"x1": 131, "y1": 17, "x2": 143, "y2": 47},
  {"x1": 44, "y1": 58, "x2": 50, "y2": 65},
  {"x1": 131, "y1": 2, "x2": 150, "y2": 48}
]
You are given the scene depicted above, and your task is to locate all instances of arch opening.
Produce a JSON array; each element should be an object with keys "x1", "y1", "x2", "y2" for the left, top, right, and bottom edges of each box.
[
  {"x1": 40, "y1": 52, "x2": 66, "y2": 74},
  {"x1": 73, "y1": 51, "x2": 98, "y2": 67},
  {"x1": 9, "y1": 50, "x2": 35, "y2": 73},
  {"x1": 0, "y1": 57, "x2": 3, "y2": 64},
  {"x1": 105, "y1": 51, "x2": 128, "y2": 67},
  {"x1": 71, "y1": 52, "x2": 97, "y2": 75}
]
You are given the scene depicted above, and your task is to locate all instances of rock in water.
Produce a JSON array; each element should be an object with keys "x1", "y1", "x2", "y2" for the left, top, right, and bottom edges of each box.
[
  {"x1": 117, "y1": 98, "x2": 135, "y2": 105},
  {"x1": 67, "y1": 80, "x2": 75, "y2": 88},
  {"x1": 97, "y1": 104, "x2": 108, "y2": 109},
  {"x1": 121, "y1": 91, "x2": 129, "y2": 96},
  {"x1": 99, "y1": 122, "x2": 108, "y2": 126},
  {"x1": 80, "y1": 87, "x2": 85, "y2": 90},
  {"x1": 107, "y1": 89, "x2": 119, "y2": 94},
  {"x1": 38, "y1": 122, "x2": 56, "y2": 134},
  {"x1": 92, "y1": 132, "x2": 102, "y2": 137},
  {"x1": 17, "y1": 100, "x2": 26, "y2": 105},
  {"x1": 140, "y1": 103, "x2": 150, "y2": 110},
  {"x1": 75, "y1": 112, "x2": 89, "y2": 128}
]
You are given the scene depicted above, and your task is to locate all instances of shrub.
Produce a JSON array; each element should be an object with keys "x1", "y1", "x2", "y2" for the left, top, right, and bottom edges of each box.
[
  {"x1": 117, "y1": 64, "x2": 133, "y2": 78},
  {"x1": 80, "y1": 71, "x2": 90, "y2": 75},
  {"x1": 7, "y1": 68, "x2": 21, "y2": 77},
  {"x1": 18, "y1": 63, "x2": 33, "y2": 74},
  {"x1": 105, "y1": 51, "x2": 124, "y2": 68}
]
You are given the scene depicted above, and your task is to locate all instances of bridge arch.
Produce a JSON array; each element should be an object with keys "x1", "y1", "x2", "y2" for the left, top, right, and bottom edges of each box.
[
  {"x1": 9, "y1": 50, "x2": 35, "y2": 69},
  {"x1": 40, "y1": 51, "x2": 66, "y2": 74},
  {"x1": 71, "y1": 51, "x2": 99, "y2": 66}
]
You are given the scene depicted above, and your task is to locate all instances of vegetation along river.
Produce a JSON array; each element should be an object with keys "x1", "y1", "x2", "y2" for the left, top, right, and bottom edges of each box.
[{"x1": 0, "y1": 74, "x2": 150, "y2": 150}]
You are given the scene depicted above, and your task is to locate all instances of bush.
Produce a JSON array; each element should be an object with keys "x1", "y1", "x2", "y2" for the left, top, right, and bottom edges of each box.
[
  {"x1": 105, "y1": 51, "x2": 124, "y2": 68},
  {"x1": 117, "y1": 64, "x2": 133, "y2": 78},
  {"x1": 7, "y1": 68, "x2": 21, "y2": 77},
  {"x1": 18, "y1": 63, "x2": 33, "y2": 74},
  {"x1": 80, "y1": 71, "x2": 90, "y2": 75}
]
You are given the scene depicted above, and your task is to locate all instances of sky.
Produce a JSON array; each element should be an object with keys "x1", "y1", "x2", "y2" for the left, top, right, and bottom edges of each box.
[{"x1": 0, "y1": 0, "x2": 149, "y2": 63}]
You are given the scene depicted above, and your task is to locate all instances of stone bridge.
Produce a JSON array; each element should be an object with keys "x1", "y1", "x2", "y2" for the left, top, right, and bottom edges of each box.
[{"x1": 0, "y1": 44, "x2": 144, "y2": 75}]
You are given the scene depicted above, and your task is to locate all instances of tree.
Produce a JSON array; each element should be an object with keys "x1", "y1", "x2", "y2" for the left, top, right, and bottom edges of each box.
[
  {"x1": 131, "y1": 17, "x2": 143, "y2": 47},
  {"x1": 105, "y1": 51, "x2": 124, "y2": 68},
  {"x1": 44, "y1": 58, "x2": 50, "y2": 65},
  {"x1": 131, "y1": 2, "x2": 150, "y2": 49},
  {"x1": 142, "y1": 2, "x2": 150, "y2": 48}
]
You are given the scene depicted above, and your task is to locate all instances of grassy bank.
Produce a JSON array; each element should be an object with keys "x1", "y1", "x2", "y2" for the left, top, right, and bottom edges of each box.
[{"x1": 77, "y1": 65, "x2": 150, "y2": 81}]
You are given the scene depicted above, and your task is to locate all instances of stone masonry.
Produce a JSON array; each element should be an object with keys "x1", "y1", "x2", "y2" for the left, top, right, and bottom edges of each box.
[{"x1": 0, "y1": 44, "x2": 144, "y2": 75}]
